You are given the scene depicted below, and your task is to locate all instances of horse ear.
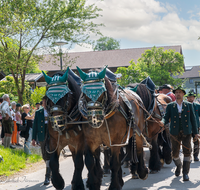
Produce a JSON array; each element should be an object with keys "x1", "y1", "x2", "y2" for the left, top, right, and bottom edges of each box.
[
  {"x1": 76, "y1": 66, "x2": 87, "y2": 81},
  {"x1": 98, "y1": 66, "x2": 107, "y2": 79},
  {"x1": 42, "y1": 71, "x2": 52, "y2": 84},
  {"x1": 60, "y1": 67, "x2": 69, "y2": 82}
]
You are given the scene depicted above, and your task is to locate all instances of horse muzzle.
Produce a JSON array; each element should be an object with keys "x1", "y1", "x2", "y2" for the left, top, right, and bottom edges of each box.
[
  {"x1": 49, "y1": 114, "x2": 66, "y2": 132},
  {"x1": 87, "y1": 109, "x2": 104, "y2": 128}
]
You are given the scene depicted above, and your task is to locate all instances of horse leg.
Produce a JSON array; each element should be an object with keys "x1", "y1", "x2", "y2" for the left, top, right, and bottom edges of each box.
[
  {"x1": 129, "y1": 162, "x2": 139, "y2": 179},
  {"x1": 126, "y1": 137, "x2": 138, "y2": 179},
  {"x1": 50, "y1": 151, "x2": 65, "y2": 190},
  {"x1": 109, "y1": 148, "x2": 123, "y2": 190},
  {"x1": 103, "y1": 147, "x2": 111, "y2": 174},
  {"x1": 85, "y1": 146, "x2": 101, "y2": 190},
  {"x1": 149, "y1": 136, "x2": 162, "y2": 174},
  {"x1": 70, "y1": 145, "x2": 85, "y2": 190},
  {"x1": 94, "y1": 147, "x2": 103, "y2": 187},
  {"x1": 136, "y1": 136, "x2": 149, "y2": 180},
  {"x1": 118, "y1": 150, "x2": 124, "y2": 187},
  {"x1": 162, "y1": 130, "x2": 172, "y2": 165},
  {"x1": 157, "y1": 133, "x2": 164, "y2": 166}
]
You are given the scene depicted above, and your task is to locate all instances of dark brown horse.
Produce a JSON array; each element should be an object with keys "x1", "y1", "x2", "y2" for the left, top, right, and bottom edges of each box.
[
  {"x1": 127, "y1": 83, "x2": 172, "y2": 174},
  {"x1": 43, "y1": 69, "x2": 85, "y2": 190},
  {"x1": 77, "y1": 67, "x2": 149, "y2": 190}
]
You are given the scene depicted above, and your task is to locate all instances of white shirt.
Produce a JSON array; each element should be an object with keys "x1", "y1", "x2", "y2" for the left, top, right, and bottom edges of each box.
[
  {"x1": 175, "y1": 100, "x2": 183, "y2": 118},
  {"x1": 0, "y1": 101, "x2": 11, "y2": 118},
  {"x1": 44, "y1": 108, "x2": 48, "y2": 124},
  {"x1": 11, "y1": 109, "x2": 16, "y2": 121}
]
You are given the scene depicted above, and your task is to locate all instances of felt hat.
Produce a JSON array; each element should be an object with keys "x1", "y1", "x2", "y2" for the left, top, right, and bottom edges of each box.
[
  {"x1": 173, "y1": 86, "x2": 186, "y2": 95},
  {"x1": 162, "y1": 84, "x2": 172, "y2": 89},
  {"x1": 186, "y1": 91, "x2": 196, "y2": 97}
]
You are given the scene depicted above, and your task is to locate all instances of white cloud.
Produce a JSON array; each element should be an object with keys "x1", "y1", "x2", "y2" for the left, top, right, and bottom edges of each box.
[
  {"x1": 69, "y1": 43, "x2": 93, "y2": 52},
  {"x1": 83, "y1": 0, "x2": 200, "y2": 51}
]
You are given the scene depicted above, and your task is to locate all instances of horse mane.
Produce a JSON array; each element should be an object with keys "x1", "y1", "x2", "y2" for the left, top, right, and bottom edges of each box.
[
  {"x1": 67, "y1": 75, "x2": 81, "y2": 102},
  {"x1": 127, "y1": 83, "x2": 151, "y2": 110},
  {"x1": 104, "y1": 77, "x2": 117, "y2": 105}
]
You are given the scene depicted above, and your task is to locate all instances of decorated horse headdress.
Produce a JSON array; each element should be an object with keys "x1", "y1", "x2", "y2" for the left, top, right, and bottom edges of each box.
[
  {"x1": 42, "y1": 67, "x2": 70, "y2": 104},
  {"x1": 77, "y1": 66, "x2": 111, "y2": 128},
  {"x1": 42, "y1": 68, "x2": 72, "y2": 133},
  {"x1": 77, "y1": 66, "x2": 107, "y2": 102}
]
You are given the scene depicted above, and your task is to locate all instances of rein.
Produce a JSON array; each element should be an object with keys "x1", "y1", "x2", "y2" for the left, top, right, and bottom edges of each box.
[
  {"x1": 45, "y1": 133, "x2": 61, "y2": 154},
  {"x1": 170, "y1": 134, "x2": 191, "y2": 150}
]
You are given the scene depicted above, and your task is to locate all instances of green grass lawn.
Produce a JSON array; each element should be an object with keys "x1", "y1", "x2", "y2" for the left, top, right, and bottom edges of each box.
[{"x1": 0, "y1": 145, "x2": 42, "y2": 176}]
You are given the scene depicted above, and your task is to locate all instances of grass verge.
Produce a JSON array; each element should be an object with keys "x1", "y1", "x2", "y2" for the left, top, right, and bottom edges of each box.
[{"x1": 0, "y1": 145, "x2": 42, "y2": 176}]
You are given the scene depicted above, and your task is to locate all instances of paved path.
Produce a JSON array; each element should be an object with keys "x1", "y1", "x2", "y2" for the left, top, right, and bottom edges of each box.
[{"x1": 1, "y1": 148, "x2": 200, "y2": 190}]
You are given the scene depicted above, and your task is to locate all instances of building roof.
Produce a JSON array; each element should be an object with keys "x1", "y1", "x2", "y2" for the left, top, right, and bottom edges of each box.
[
  {"x1": 39, "y1": 45, "x2": 183, "y2": 71},
  {"x1": 179, "y1": 66, "x2": 200, "y2": 79},
  {"x1": 0, "y1": 73, "x2": 43, "y2": 82}
]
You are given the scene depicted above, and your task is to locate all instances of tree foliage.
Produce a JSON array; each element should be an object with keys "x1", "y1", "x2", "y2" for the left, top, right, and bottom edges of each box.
[
  {"x1": 0, "y1": 0, "x2": 102, "y2": 104},
  {"x1": 30, "y1": 87, "x2": 46, "y2": 106},
  {"x1": 0, "y1": 76, "x2": 31, "y2": 104},
  {"x1": 93, "y1": 37, "x2": 120, "y2": 51},
  {"x1": 137, "y1": 46, "x2": 184, "y2": 86},
  {"x1": 115, "y1": 61, "x2": 148, "y2": 87},
  {"x1": 116, "y1": 47, "x2": 184, "y2": 87}
]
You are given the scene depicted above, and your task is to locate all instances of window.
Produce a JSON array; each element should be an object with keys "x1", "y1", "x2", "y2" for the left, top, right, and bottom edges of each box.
[{"x1": 189, "y1": 79, "x2": 193, "y2": 84}]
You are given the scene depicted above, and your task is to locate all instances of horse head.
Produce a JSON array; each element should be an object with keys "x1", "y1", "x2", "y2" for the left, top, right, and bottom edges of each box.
[
  {"x1": 43, "y1": 68, "x2": 81, "y2": 134},
  {"x1": 77, "y1": 66, "x2": 114, "y2": 128}
]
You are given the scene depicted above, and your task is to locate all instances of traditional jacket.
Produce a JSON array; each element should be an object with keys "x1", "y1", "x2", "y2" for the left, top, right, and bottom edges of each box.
[
  {"x1": 193, "y1": 102, "x2": 200, "y2": 128},
  {"x1": 162, "y1": 101, "x2": 198, "y2": 136},
  {"x1": 32, "y1": 107, "x2": 46, "y2": 142}
]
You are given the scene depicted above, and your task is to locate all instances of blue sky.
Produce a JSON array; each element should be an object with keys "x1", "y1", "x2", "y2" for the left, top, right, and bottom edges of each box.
[{"x1": 68, "y1": 0, "x2": 200, "y2": 67}]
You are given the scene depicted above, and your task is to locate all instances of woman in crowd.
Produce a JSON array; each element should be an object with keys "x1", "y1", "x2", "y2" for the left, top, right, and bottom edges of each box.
[
  {"x1": 21, "y1": 104, "x2": 35, "y2": 154},
  {"x1": 15, "y1": 103, "x2": 22, "y2": 146},
  {"x1": 11, "y1": 101, "x2": 17, "y2": 146}
]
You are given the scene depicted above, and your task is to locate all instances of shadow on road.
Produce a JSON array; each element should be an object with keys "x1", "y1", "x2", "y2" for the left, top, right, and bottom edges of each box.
[
  {"x1": 157, "y1": 177, "x2": 200, "y2": 190},
  {"x1": 17, "y1": 182, "x2": 52, "y2": 190}
]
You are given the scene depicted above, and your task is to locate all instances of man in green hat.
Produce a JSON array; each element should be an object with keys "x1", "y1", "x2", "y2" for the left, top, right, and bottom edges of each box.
[
  {"x1": 186, "y1": 90, "x2": 200, "y2": 161},
  {"x1": 160, "y1": 86, "x2": 198, "y2": 181}
]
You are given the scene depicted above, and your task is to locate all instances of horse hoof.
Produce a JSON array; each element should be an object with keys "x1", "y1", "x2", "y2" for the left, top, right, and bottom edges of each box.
[
  {"x1": 150, "y1": 170, "x2": 159, "y2": 174},
  {"x1": 142, "y1": 174, "x2": 148, "y2": 180},
  {"x1": 132, "y1": 173, "x2": 139, "y2": 179}
]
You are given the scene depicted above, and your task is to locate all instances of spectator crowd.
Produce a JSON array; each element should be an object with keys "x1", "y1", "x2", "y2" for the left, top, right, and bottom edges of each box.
[{"x1": 0, "y1": 94, "x2": 41, "y2": 153}]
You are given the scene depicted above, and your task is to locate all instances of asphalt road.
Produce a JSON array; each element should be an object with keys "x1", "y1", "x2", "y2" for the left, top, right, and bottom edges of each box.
[{"x1": 1, "y1": 148, "x2": 200, "y2": 190}]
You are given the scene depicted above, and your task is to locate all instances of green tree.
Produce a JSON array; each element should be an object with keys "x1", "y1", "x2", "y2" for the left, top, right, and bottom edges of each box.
[
  {"x1": 0, "y1": 0, "x2": 102, "y2": 104},
  {"x1": 93, "y1": 37, "x2": 120, "y2": 51},
  {"x1": 0, "y1": 76, "x2": 31, "y2": 104},
  {"x1": 115, "y1": 61, "x2": 148, "y2": 87},
  {"x1": 30, "y1": 87, "x2": 46, "y2": 107},
  {"x1": 137, "y1": 46, "x2": 184, "y2": 86},
  {"x1": 115, "y1": 46, "x2": 184, "y2": 87}
]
